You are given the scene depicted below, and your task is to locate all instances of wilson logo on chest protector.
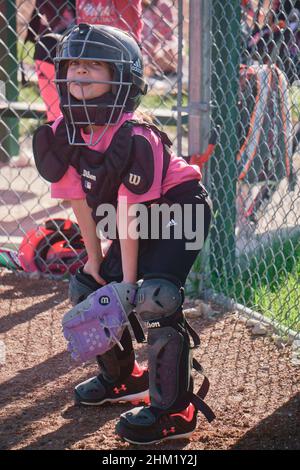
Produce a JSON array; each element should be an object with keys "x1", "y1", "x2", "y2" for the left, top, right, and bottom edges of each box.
[
  {"x1": 83, "y1": 169, "x2": 96, "y2": 181},
  {"x1": 128, "y1": 173, "x2": 141, "y2": 185}
]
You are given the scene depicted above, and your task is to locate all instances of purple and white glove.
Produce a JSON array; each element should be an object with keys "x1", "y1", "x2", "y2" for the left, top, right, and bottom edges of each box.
[{"x1": 62, "y1": 282, "x2": 137, "y2": 363}]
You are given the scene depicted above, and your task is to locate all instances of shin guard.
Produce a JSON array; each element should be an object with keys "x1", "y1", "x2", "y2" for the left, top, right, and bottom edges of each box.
[{"x1": 136, "y1": 275, "x2": 215, "y2": 422}]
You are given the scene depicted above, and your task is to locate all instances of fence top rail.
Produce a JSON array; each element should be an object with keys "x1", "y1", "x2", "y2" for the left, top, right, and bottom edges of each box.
[{"x1": 0, "y1": 100, "x2": 188, "y2": 125}]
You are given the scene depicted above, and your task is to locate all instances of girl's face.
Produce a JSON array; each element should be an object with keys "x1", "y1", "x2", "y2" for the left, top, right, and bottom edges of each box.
[{"x1": 67, "y1": 59, "x2": 112, "y2": 100}]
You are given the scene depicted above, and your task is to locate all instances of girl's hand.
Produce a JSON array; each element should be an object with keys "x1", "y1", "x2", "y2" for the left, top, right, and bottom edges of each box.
[{"x1": 83, "y1": 258, "x2": 107, "y2": 285}]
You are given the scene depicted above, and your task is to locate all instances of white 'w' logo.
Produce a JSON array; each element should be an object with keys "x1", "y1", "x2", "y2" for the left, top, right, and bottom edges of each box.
[{"x1": 128, "y1": 173, "x2": 141, "y2": 185}]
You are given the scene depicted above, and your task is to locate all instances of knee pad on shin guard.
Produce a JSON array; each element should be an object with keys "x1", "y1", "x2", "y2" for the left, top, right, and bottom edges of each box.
[{"x1": 136, "y1": 275, "x2": 215, "y2": 422}]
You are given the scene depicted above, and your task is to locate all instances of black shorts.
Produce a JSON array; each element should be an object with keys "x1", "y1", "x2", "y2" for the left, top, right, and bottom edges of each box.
[{"x1": 100, "y1": 180, "x2": 212, "y2": 286}]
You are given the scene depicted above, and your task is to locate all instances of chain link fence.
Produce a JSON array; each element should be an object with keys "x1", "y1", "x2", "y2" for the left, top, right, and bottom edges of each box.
[
  {"x1": 199, "y1": 0, "x2": 300, "y2": 338},
  {"x1": 0, "y1": 0, "x2": 299, "y2": 338},
  {"x1": 0, "y1": 0, "x2": 187, "y2": 268}
]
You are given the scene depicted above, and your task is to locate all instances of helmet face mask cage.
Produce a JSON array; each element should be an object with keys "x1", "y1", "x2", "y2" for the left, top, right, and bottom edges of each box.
[{"x1": 54, "y1": 24, "x2": 147, "y2": 145}]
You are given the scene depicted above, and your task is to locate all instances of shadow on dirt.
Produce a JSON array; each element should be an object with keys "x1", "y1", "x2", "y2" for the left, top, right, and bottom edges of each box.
[
  {"x1": 231, "y1": 393, "x2": 300, "y2": 450},
  {"x1": 0, "y1": 291, "x2": 66, "y2": 335}
]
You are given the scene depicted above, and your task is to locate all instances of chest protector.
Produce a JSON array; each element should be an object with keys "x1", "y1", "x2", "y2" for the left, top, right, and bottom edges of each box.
[
  {"x1": 72, "y1": 120, "x2": 172, "y2": 223},
  {"x1": 33, "y1": 119, "x2": 172, "y2": 226}
]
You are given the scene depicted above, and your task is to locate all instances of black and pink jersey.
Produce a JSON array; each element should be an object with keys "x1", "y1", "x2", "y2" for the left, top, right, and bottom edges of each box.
[{"x1": 51, "y1": 113, "x2": 201, "y2": 203}]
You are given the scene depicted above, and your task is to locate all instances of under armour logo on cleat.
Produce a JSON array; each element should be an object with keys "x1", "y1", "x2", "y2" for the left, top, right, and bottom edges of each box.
[
  {"x1": 162, "y1": 427, "x2": 176, "y2": 436},
  {"x1": 113, "y1": 384, "x2": 127, "y2": 394}
]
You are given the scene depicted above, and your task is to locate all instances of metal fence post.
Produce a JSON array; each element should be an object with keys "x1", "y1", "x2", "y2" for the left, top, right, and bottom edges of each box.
[
  {"x1": 210, "y1": 0, "x2": 241, "y2": 284},
  {"x1": 176, "y1": 0, "x2": 183, "y2": 158},
  {"x1": 0, "y1": 0, "x2": 19, "y2": 162},
  {"x1": 188, "y1": 0, "x2": 212, "y2": 157},
  {"x1": 188, "y1": 0, "x2": 212, "y2": 292}
]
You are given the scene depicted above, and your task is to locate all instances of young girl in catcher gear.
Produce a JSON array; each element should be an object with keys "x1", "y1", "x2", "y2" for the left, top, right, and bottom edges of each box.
[{"x1": 33, "y1": 23, "x2": 215, "y2": 445}]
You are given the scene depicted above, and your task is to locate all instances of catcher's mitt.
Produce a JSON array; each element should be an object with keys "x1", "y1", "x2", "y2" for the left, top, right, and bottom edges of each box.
[{"x1": 62, "y1": 282, "x2": 137, "y2": 362}]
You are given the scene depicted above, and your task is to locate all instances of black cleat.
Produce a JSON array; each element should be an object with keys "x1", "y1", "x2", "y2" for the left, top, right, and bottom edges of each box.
[
  {"x1": 116, "y1": 403, "x2": 197, "y2": 445},
  {"x1": 74, "y1": 362, "x2": 149, "y2": 406}
]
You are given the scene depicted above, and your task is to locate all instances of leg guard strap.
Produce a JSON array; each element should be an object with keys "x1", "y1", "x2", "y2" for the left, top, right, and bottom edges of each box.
[
  {"x1": 189, "y1": 392, "x2": 216, "y2": 423},
  {"x1": 128, "y1": 312, "x2": 146, "y2": 344},
  {"x1": 189, "y1": 358, "x2": 216, "y2": 422}
]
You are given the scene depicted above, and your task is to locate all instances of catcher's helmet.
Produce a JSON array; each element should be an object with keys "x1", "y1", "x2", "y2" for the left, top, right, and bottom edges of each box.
[
  {"x1": 18, "y1": 218, "x2": 87, "y2": 276},
  {"x1": 54, "y1": 23, "x2": 148, "y2": 144}
]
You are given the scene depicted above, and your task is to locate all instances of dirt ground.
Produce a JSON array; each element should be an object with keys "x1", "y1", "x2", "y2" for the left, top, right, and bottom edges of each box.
[{"x1": 0, "y1": 269, "x2": 299, "y2": 451}]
